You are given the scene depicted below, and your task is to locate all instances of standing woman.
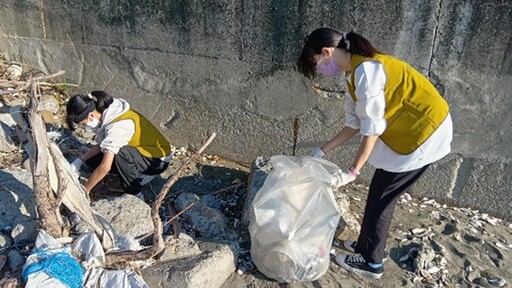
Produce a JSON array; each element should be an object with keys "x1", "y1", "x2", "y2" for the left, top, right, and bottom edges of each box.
[
  {"x1": 298, "y1": 28, "x2": 452, "y2": 279},
  {"x1": 66, "y1": 91, "x2": 172, "y2": 195}
]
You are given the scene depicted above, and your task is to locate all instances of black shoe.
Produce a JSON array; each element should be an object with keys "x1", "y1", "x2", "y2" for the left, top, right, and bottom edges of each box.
[
  {"x1": 335, "y1": 253, "x2": 383, "y2": 279},
  {"x1": 342, "y1": 239, "x2": 389, "y2": 262}
]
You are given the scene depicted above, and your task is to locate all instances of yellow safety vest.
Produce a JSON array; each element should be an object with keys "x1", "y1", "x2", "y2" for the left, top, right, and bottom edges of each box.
[
  {"x1": 111, "y1": 109, "x2": 171, "y2": 158},
  {"x1": 346, "y1": 54, "x2": 449, "y2": 155}
]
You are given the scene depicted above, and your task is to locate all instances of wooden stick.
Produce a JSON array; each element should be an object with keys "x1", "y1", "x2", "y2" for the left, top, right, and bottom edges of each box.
[
  {"x1": 211, "y1": 182, "x2": 244, "y2": 195},
  {"x1": 151, "y1": 133, "x2": 216, "y2": 255}
]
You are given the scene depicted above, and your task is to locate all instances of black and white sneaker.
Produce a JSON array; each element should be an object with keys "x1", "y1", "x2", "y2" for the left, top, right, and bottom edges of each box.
[
  {"x1": 342, "y1": 239, "x2": 389, "y2": 262},
  {"x1": 336, "y1": 253, "x2": 383, "y2": 279}
]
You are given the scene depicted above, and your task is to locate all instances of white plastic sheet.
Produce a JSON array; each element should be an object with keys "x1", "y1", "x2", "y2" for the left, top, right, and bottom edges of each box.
[
  {"x1": 23, "y1": 230, "x2": 149, "y2": 288},
  {"x1": 249, "y1": 156, "x2": 342, "y2": 282}
]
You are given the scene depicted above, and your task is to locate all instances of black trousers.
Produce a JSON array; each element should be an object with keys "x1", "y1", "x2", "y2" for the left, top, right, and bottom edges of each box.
[
  {"x1": 85, "y1": 146, "x2": 169, "y2": 194},
  {"x1": 354, "y1": 165, "x2": 430, "y2": 263}
]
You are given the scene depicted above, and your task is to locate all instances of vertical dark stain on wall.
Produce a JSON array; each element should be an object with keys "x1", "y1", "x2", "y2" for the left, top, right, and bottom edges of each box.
[
  {"x1": 292, "y1": 117, "x2": 300, "y2": 155},
  {"x1": 500, "y1": 38, "x2": 512, "y2": 75}
]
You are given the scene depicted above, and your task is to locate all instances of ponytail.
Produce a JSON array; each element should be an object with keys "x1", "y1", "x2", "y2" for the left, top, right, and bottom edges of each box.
[{"x1": 338, "y1": 31, "x2": 382, "y2": 57}]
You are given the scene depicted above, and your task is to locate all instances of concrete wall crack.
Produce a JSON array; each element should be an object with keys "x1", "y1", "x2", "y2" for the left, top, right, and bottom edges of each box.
[{"x1": 428, "y1": 0, "x2": 443, "y2": 72}]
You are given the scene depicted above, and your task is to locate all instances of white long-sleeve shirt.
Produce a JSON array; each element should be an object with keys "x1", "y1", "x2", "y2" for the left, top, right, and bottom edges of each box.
[{"x1": 345, "y1": 61, "x2": 453, "y2": 172}]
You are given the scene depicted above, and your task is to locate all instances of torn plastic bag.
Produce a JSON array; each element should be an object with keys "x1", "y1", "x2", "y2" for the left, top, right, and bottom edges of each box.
[
  {"x1": 71, "y1": 232, "x2": 149, "y2": 288},
  {"x1": 249, "y1": 155, "x2": 342, "y2": 282},
  {"x1": 22, "y1": 230, "x2": 148, "y2": 288},
  {"x1": 23, "y1": 230, "x2": 84, "y2": 288}
]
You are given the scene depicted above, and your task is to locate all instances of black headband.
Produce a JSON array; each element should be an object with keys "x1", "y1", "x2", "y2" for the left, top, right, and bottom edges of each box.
[{"x1": 72, "y1": 101, "x2": 96, "y2": 123}]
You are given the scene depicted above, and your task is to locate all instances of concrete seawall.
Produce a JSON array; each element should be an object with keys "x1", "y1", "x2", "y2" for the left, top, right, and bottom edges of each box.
[{"x1": 1, "y1": 0, "x2": 510, "y2": 220}]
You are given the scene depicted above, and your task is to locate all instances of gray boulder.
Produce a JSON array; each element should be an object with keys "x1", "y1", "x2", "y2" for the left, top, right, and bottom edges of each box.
[
  {"x1": 92, "y1": 194, "x2": 153, "y2": 239},
  {"x1": 174, "y1": 192, "x2": 238, "y2": 243},
  {"x1": 142, "y1": 240, "x2": 235, "y2": 288},
  {"x1": 0, "y1": 169, "x2": 37, "y2": 231}
]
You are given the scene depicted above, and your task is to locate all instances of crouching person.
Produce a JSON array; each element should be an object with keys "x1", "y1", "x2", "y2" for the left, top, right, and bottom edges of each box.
[{"x1": 66, "y1": 90, "x2": 171, "y2": 195}]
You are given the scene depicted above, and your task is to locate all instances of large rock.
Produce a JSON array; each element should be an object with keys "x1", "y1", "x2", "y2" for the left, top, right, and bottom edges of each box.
[
  {"x1": 0, "y1": 103, "x2": 16, "y2": 153},
  {"x1": 142, "y1": 240, "x2": 235, "y2": 288},
  {"x1": 0, "y1": 169, "x2": 37, "y2": 230},
  {"x1": 158, "y1": 233, "x2": 201, "y2": 263},
  {"x1": 174, "y1": 193, "x2": 238, "y2": 243},
  {"x1": 0, "y1": 121, "x2": 15, "y2": 152},
  {"x1": 91, "y1": 194, "x2": 152, "y2": 239}
]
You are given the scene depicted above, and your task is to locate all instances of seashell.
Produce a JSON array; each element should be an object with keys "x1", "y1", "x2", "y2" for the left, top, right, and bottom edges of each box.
[
  {"x1": 495, "y1": 242, "x2": 508, "y2": 251},
  {"x1": 427, "y1": 266, "x2": 440, "y2": 274},
  {"x1": 484, "y1": 217, "x2": 500, "y2": 226},
  {"x1": 399, "y1": 255, "x2": 409, "y2": 262},
  {"x1": 469, "y1": 219, "x2": 484, "y2": 228},
  {"x1": 487, "y1": 277, "x2": 506, "y2": 287},
  {"x1": 419, "y1": 268, "x2": 430, "y2": 278},
  {"x1": 422, "y1": 199, "x2": 436, "y2": 206},
  {"x1": 411, "y1": 228, "x2": 429, "y2": 237}
]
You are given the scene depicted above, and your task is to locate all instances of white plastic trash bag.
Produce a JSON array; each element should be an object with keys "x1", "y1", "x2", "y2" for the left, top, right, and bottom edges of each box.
[{"x1": 249, "y1": 155, "x2": 342, "y2": 282}]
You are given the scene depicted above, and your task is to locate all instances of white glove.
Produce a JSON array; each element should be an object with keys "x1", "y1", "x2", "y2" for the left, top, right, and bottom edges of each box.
[
  {"x1": 333, "y1": 167, "x2": 359, "y2": 187},
  {"x1": 310, "y1": 147, "x2": 325, "y2": 158},
  {"x1": 70, "y1": 158, "x2": 83, "y2": 175}
]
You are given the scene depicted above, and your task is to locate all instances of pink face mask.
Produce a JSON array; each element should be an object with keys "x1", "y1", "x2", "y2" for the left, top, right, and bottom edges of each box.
[{"x1": 316, "y1": 54, "x2": 340, "y2": 76}]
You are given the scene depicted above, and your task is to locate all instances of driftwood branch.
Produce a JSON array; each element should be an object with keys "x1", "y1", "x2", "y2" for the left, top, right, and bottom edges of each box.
[
  {"x1": 105, "y1": 133, "x2": 217, "y2": 266},
  {"x1": 137, "y1": 202, "x2": 195, "y2": 242},
  {"x1": 28, "y1": 79, "x2": 63, "y2": 237},
  {"x1": 20, "y1": 71, "x2": 112, "y2": 245},
  {"x1": 0, "y1": 70, "x2": 66, "y2": 96}
]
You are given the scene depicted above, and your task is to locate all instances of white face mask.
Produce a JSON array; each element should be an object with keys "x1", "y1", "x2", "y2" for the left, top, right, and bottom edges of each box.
[{"x1": 85, "y1": 117, "x2": 100, "y2": 129}]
